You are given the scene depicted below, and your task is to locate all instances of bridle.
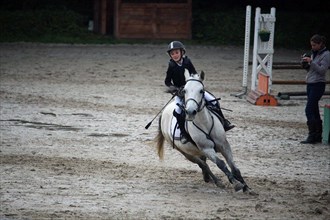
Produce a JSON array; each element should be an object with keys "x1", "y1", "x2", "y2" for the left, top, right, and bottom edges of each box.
[
  {"x1": 184, "y1": 78, "x2": 205, "y2": 113},
  {"x1": 184, "y1": 78, "x2": 216, "y2": 145}
]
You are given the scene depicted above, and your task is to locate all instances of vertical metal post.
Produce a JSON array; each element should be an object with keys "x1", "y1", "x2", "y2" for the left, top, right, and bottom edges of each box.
[
  {"x1": 242, "y1": 5, "x2": 251, "y2": 89},
  {"x1": 267, "y1": 7, "x2": 276, "y2": 92},
  {"x1": 251, "y1": 7, "x2": 260, "y2": 91},
  {"x1": 232, "y1": 5, "x2": 251, "y2": 98}
]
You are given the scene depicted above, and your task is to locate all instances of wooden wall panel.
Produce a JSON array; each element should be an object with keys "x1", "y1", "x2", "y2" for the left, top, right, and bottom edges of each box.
[{"x1": 114, "y1": 0, "x2": 192, "y2": 39}]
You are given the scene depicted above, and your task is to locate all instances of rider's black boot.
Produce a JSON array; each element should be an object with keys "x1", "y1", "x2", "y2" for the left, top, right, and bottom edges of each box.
[
  {"x1": 214, "y1": 104, "x2": 235, "y2": 132},
  {"x1": 173, "y1": 110, "x2": 189, "y2": 144},
  {"x1": 223, "y1": 119, "x2": 235, "y2": 132},
  {"x1": 300, "y1": 120, "x2": 317, "y2": 144},
  {"x1": 314, "y1": 120, "x2": 323, "y2": 143}
]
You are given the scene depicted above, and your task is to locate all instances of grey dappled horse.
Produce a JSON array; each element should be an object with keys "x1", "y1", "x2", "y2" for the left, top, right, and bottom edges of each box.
[{"x1": 156, "y1": 70, "x2": 250, "y2": 192}]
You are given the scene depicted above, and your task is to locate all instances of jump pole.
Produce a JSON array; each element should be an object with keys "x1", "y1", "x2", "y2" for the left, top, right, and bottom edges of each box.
[
  {"x1": 232, "y1": 5, "x2": 251, "y2": 98},
  {"x1": 273, "y1": 80, "x2": 330, "y2": 85}
]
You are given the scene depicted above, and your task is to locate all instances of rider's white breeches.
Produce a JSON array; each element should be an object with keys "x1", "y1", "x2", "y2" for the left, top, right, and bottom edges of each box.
[
  {"x1": 174, "y1": 96, "x2": 183, "y2": 114},
  {"x1": 204, "y1": 91, "x2": 217, "y2": 105}
]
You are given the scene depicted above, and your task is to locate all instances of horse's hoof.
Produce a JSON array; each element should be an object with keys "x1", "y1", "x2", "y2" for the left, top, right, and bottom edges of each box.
[
  {"x1": 249, "y1": 190, "x2": 259, "y2": 196},
  {"x1": 234, "y1": 182, "x2": 244, "y2": 192},
  {"x1": 203, "y1": 175, "x2": 211, "y2": 183},
  {"x1": 215, "y1": 181, "x2": 226, "y2": 188},
  {"x1": 245, "y1": 188, "x2": 258, "y2": 196}
]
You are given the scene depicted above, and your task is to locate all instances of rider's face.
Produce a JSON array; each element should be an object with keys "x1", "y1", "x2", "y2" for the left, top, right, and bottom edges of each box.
[{"x1": 170, "y1": 49, "x2": 182, "y2": 62}]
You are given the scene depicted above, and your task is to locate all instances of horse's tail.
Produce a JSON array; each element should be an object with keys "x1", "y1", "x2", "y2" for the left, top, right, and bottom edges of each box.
[{"x1": 155, "y1": 115, "x2": 164, "y2": 160}]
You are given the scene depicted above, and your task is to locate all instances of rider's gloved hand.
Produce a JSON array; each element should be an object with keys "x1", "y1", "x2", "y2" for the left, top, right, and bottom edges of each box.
[
  {"x1": 177, "y1": 86, "x2": 185, "y2": 98},
  {"x1": 168, "y1": 86, "x2": 179, "y2": 95}
]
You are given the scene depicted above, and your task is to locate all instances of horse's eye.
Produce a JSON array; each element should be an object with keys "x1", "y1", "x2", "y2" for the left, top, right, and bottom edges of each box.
[
  {"x1": 200, "y1": 89, "x2": 204, "y2": 94},
  {"x1": 180, "y1": 89, "x2": 185, "y2": 95}
]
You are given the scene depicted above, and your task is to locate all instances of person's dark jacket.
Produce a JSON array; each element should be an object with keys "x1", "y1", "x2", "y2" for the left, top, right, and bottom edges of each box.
[{"x1": 165, "y1": 56, "x2": 197, "y2": 88}]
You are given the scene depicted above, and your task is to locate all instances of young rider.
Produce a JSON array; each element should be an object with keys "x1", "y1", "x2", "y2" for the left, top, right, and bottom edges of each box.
[{"x1": 164, "y1": 41, "x2": 234, "y2": 143}]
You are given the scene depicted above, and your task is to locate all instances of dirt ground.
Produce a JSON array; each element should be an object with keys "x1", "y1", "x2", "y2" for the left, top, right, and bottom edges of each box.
[{"x1": 0, "y1": 43, "x2": 329, "y2": 220}]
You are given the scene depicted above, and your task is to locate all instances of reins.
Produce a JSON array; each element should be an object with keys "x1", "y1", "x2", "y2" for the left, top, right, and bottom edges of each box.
[{"x1": 191, "y1": 114, "x2": 216, "y2": 145}]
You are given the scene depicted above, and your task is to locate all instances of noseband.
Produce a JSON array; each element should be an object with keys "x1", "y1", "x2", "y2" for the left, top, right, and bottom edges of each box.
[{"x1": 184, "y1": 79, "x2": 205, "y2": 113}]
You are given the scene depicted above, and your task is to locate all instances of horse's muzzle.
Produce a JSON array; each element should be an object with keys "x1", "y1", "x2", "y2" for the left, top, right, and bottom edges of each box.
[
  {"x1": 185, "y1": 97, "x2": 200, "y2": 121},
  {"x1": 185, "y1": 109, "x2": 197, "y2": 121}
]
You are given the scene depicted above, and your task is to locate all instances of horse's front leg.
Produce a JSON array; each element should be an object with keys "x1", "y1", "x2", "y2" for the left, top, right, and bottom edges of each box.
[
  {"x1": 176, "y1": 148, "x2": 225, "y2": 188},
  {"x1": 218, "y1": 141, "x2": 251, "y2": 193},
  {"x1": 203, "y1": 148, "x2": 244, "y2": 192},
  {"x1": 226, "y1": 159, "x2": 250, "y2": 192}
]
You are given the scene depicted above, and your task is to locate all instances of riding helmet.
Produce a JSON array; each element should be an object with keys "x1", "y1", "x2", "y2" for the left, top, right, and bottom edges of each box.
[{"x1": 167, "y1": 41, "x2": 186, "y2": 56}]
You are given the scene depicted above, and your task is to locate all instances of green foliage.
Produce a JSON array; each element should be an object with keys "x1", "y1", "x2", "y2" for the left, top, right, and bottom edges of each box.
[
  {"x1": 192, "y1": 9, "x2": 246, "y2": 45},
  {"x1": 275, "y1": 11, "x2": 330, "y2": 49},
  {"x1": 0, "y1": 8, "x2": 329, "y2": 49},
  {"x1": 192, "y1": 9, "x2": 330, "y2": 49},
  {"x1": 259, "y1": 29, "x2": 270, "y2": 34},
  {"x1": 0, "y1": 9, "x2": 96, "y2": 43}
]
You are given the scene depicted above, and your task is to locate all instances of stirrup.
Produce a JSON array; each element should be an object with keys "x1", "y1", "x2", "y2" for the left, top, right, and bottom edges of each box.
[{"x1": 180, "y1": 134, "x2": 188, "y2": 144}]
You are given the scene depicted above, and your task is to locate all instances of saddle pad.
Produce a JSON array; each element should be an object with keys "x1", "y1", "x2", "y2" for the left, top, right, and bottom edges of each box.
[{"x1": 170, "y1": 116, "x2": 181, "y2": 140}]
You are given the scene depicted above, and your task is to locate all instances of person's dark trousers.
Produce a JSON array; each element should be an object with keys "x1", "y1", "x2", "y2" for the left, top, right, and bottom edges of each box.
[
  {"x1": 301, "y1": 82, "x2": 325, "y2": 144},
  {"x1": 314, "y1": 119, "x2": 323, "y2": 142}
]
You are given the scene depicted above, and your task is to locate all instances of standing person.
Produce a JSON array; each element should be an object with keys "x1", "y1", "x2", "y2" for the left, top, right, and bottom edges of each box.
[
  {"x1": 300, "y1": 34, "x2": 330, "y2": 144},
  {"x1": 164, "y1": 41, "x2": 234, "y2": 144}
]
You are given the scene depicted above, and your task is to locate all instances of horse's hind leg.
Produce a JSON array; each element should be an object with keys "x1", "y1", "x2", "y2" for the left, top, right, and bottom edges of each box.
[
  {"x1": 198, "y1": 155, "x2": 225, "y2": 188},
  {"x1": 198, "y1": 156, "x2": 212, "y2": 182}
]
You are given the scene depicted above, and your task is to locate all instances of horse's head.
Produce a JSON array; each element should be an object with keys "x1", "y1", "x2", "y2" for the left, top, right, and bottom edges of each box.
[{"x1": 183, "y1": 69, "x2": 205, "y2": 121}]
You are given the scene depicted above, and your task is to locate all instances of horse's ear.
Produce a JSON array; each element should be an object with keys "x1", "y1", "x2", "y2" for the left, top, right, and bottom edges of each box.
[
  {"x1": 200, "y1": 71, "x2": 205, "y2": 81},
  {"x1": 184, "y1": 68, "x2": 190, "y2": 81}
]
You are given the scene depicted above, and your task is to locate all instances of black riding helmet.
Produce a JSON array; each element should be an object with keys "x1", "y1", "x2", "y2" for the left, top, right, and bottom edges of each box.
[{"x1": 167, "y1": 41, "x2": 186, "y2": 57}]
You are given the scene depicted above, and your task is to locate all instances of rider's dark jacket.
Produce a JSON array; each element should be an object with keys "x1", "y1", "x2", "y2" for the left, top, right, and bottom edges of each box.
[{"x1": 164, "y1": 56, "x2": 197, "y2": 88}]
